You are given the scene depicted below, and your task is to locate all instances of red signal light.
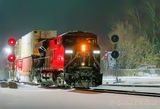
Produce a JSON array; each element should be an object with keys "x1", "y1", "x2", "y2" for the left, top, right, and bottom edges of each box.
[
  {"x1": 8, "y1": 37, "x2": 16, "y2": 46},
  {"x1": 8, "y1": 54, "x2": 16, "y2": 62}
]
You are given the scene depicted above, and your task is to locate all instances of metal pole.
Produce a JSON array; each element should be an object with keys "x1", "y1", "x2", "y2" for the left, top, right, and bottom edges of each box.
[
  {"x1": 114, "y1": 44, "x2": 118, "y2": 83},
  {"x1": 115, "y1": 59, "x2": 118, "y2": 83},
  {"x1": 12, "y1": 62, "x2": 15, "y2": 81}
]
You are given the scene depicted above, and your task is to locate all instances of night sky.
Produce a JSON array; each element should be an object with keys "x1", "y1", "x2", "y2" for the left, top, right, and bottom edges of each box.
[
  {"x1": 0, "y1": 0, "x2": 139, "y2": 47},
  {"x1": 0, "y1": 0, "x2": 149, "y2": 78}
]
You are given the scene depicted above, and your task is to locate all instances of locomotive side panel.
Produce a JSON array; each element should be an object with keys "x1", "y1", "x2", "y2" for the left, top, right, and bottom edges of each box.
[
  {"x1": 49, "y1": 36, "x2": 64, "y2": 70},
  {"x1": 31, "y1": 37, "x2": 65, "y2": 86},
  {"x1": 20, "y1": 31, "x2": 102, "y2": 88},
  {"x1": 15, "y1": 30, "x2": 57, "y2": 82},
  {"x1": 15, "y1": 57, "x2": 32, "y2": 82}
]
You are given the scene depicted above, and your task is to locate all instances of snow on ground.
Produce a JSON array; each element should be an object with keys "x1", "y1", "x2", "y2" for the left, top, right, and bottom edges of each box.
[
  {"x1": 1, "y1": 84, "x2": 160, "y2": 109},
  {"x1": 103, "y1": 76, "x2": 160, "y2": 85}
]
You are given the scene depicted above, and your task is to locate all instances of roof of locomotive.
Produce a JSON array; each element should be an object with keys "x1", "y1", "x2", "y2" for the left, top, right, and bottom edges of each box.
[{"x1": 60, "y1": 31, "x2": 97, "y2": 39}]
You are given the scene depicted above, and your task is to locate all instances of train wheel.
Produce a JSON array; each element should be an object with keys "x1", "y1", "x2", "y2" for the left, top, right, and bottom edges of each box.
[
  {"x1": 74, "y1": 79, "x2": 90, "y2": 89},
  {"x1": 40, "y1": 83, "x2": 46, "y2": 87},
  {"x1": 81, "y1": 80, "x2": 90, "y2": 89},
  {"x1": 56, "y1": 77, "x2": 64, "y2": 86},
  {"x1": 34, "y1": 73, "x2": 41, "y2": 84},
  {"x1": 40, "y1": 81, "x2": 53, "y2": 87},
  {"x1": 55, "y1": 73, "x2": 65, "y2": 87}
]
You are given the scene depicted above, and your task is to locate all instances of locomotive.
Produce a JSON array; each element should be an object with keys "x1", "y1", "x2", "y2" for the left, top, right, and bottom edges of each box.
[
  {"x1": 31, "y1": 31, "x2": 102, "y2": 88},
  {"x1": 14, "y1": 31, "x2": 102, "y2": 88}
]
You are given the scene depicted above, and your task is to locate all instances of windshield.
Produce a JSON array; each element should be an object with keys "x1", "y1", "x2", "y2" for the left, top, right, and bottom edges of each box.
[{"x1": 63, "y1": 36, "x2": 97, "y2": 46}]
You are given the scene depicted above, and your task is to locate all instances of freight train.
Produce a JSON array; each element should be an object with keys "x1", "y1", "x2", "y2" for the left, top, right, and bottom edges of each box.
[{"x1": 15, "y1": 31, "x2": 102, "y2": 88}]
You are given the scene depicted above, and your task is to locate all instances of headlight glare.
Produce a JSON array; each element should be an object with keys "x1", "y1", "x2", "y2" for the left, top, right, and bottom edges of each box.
[
  {"x1": 65, "y1": 50, "x2": 73, "y2": 54},
  {"x1": 93, "y1": 50, "x2": 100, "y2": 54}
]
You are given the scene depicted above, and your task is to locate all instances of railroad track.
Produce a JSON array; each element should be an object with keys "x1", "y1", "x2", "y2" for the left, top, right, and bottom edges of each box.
[
  {"x1": 80, "y1": 88, "x2": 160, "y2": 97},
  {"x1": 8, "y1": 81, "x2": 160, "y2": 97}
]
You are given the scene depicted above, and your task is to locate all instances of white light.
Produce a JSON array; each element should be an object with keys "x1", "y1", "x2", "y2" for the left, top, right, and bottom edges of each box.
[
  {"x1": 4, "y1": 47, "x2": 12, "y2": 55},
  {"x1": 81, "y1": 62, "x2": 85, "y2": 66},
  {"x1": 93, "y1": 50, "x2": 100, "y2": 54},
  {"x1": 65, "y1": 50, "x2": 73, "y2": 54}
]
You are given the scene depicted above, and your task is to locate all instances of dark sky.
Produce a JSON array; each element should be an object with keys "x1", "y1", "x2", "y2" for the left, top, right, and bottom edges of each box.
[
  {"x1": 0, "y1": 0, "x2": 142, "y2": 49},
  {"x1": 0, "y1": 0, "x2": 146, "y2": 74},
  {"x1": 0, "y1": 0, "x2": 158, "y2": 78}
]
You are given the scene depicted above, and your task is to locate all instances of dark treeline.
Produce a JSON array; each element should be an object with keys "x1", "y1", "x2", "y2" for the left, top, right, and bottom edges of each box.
[{"x1": 104, "y1": 0, "x2": 160, "y2": 68}]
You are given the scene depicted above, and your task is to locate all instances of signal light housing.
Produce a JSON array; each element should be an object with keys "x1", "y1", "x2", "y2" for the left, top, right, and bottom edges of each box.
[
  {"x1": 8, "y1": 54, "x2": 16, "y2": 62},
  {"x1": 111, "y1": 35, "x2": 119, "y2": 43},
  {"x1": 111, "y1": 50, "x2": 119, "y2": 59},
  {"x1": 111, "y1": 34, "x2": 119, "y2": 59},
  {"x1": 8, "y1": 37, "x2": 16, "y2": 46}
]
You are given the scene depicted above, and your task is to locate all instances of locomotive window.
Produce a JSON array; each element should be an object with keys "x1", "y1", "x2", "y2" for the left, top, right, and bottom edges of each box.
[
  {"x1": 54, "y1": 40, "x2": 57, "y2": 44},
  {"x1": 63, "y1": 36, "x2": 97, "y2": 45},
  {"x1": 63, "y1": 36, "x2": 76, "y2": 45},
  {"x1": 58, "y1": 38, "x2": 62, "y2": 46}
]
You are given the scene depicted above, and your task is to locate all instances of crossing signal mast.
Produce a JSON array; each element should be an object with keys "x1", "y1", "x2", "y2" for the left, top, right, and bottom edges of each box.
[
  {"x1": 111, "y1": 35, "x2": 119, "y2": 59},
  {"x1": 7, "y1": 37, "x2": 16, "y2": 62},
  {"x1": 110, "y1": 35, "x2": 119, "y2": 83},
  {"x1": 7, "y1": 37, "x2": 16, "y2": 80}
]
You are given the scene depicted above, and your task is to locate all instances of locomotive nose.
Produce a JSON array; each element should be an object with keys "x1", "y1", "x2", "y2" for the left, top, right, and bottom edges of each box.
[
  {"x1": 79, "y1": 43, "x2": 91, "y2": 53},
  {"x1": 77, "y1": 43, "x2": 92, "y2": 67}
]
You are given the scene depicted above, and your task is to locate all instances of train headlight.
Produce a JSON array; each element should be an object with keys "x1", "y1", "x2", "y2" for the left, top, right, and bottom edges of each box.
[
  {"x1": 93, "y1": 50, "x2": 100, "y2": 54},
  {"x1": 65, "y1": 50, "x2": 73, "y2": 54},
  {"x1": 81, "y1": 44, "x2": 86, "y2": 52},
  {"x1": 81, "y1": 62, "x2": 85, "y2": 66}
]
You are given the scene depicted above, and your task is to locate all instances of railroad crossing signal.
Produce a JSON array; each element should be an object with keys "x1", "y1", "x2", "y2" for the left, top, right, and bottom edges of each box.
[
  {"x1": 111, "y1": 35, "x2": 119, "y2": 59},
  {"x1": 8, "y1": 54, "x2": 16, "y2": 62},
  {"x1": 111, "y1": 35, "x2": 119, "y2": 43},
  {"x1": 110, "y1": 34, "x2": 120, "y2": 83},
  {"x1": 8, "y1": 37, "x2": 16, "y2": 46},
  {"x1": 7, "y1": 37, "x2": 16, "y2": 62},
  {"x1": 111, "y1": 50, "x2": 119, "y2": 59}
]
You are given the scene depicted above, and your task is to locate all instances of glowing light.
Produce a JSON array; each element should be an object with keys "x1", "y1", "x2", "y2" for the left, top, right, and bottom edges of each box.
[
  {"x1": 8, "y1": 54, "x2": 16, "y2": 62},
  {"x1": 4, "y1": 47, "x2": 12, "y2": 55},
  {"x1": 93, "y1": 50, "x2": 100, "y2": 54},
  {"x1": 81, "y1": 44, "x2": 86, "y2": 52},
  {"x1": 8, "y1": 37, "x2": 16, "y2": 46},
  {"x1": 81, "y1": 62, "x2": 85, "y2": 66},
  {"x1": 65, "y1": 50, "x2": 73, "y2": 54}
]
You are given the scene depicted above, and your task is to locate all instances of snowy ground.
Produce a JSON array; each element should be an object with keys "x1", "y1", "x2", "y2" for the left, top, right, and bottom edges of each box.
[
  {"x1": 103, "y1": 76, "x2": 160, "y2": 85},
  {"x1": 1, "y1": 84, "x2": 160, "y2": 109}
]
